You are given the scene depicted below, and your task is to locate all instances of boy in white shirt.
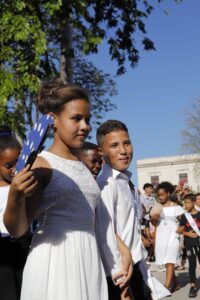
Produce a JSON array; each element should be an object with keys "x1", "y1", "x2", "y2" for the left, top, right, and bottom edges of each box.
[
  {"x1": 96, "y1": 120, "x2": 152, "y2": 300},
  {"x1": 141, "y1": 183, "x2": 156, "y2": 221}
]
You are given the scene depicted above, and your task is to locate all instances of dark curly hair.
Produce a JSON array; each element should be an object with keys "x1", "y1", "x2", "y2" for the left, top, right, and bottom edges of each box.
[{"x1": 156, "y1": 181, "x2": 175, "y2": 194}]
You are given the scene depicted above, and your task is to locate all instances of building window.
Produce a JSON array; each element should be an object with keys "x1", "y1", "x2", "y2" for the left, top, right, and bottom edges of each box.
[
  {"x1": 179, "y1": 173, "x2": 188, "y2": 186},
  {"x1": 151, "y1": 176, "x2": 159, "y2": 189}
]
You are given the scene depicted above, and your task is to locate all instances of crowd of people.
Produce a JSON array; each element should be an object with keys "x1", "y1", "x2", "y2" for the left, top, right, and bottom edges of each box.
[
  {"x1": 139, "y1": 182, "x2": 200, "y2": 298},
  {"x1": 0, "y1": 79, "x2": 200, "y2": 300}
]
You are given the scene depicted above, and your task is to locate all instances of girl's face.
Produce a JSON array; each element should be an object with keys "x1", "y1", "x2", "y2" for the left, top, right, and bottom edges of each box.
[
  {"x1": 157, "y1": 188, "x2": 169, "y2": 204},
  {"x1": 53, "y1": 99, "x2": 91, "y2": 149},
  {"x1": 0, "y1": 147, "x2": 21, "y2": 185}
]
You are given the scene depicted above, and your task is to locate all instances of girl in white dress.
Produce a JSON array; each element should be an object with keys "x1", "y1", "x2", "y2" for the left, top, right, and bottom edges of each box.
[
  {"x1": 4, "y1": 80, "x2": 108, "y2": 300},
  {"x1": 151, "y1": 182, "x2": 184, "y2": 292}
]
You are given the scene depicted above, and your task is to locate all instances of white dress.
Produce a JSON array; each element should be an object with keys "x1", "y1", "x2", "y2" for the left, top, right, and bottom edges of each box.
[
  {"x1": 0, "y1": 185, "x2": 10, "y2": 237},
  {"x1": 155, "y1": 205, "x2": 184, "y2": 265},
  {"x1": 20, "y1": 151, "x2": 108, "y2": 300}
]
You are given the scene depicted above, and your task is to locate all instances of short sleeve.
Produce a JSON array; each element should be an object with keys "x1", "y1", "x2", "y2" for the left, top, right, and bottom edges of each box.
[
  {"x1": 179, "y1": 214, "x2": 186, "y2": 227},
  {"x1": 175, "y1": 205, "x2": 184, "y2": 217}
]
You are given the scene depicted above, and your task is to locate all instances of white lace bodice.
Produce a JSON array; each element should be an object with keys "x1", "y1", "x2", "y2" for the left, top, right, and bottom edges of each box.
[{"x1": 36, "y1": 151, "x2": 100, "y2": 229}]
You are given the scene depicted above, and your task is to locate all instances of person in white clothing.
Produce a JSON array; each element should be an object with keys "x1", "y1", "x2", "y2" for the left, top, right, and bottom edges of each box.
[
  {"x1": 141, "y1": 183, "x2": 157, "y2": 261},
  {"x1": 96, "y1": 120, "x2": 152, "y2": 300},
  {"x1": 3, "y1": 80, "x2": 108, "y2": 300},
  {"x1": 77, "y1": 141, "x2": 135, "y2": 300},
  {"x1": 141, "y1": 183, "x2": 156, "y2": 221},
  {"x1": 151, "y1": 182, "x2": 184, "y2": 292}
]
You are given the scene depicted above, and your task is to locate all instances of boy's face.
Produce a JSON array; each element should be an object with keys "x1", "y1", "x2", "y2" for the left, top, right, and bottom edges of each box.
[
  {"x1": 195, "y1": 195, "x2": 200, "y2": 207},
  {"x1": 100, "y1": 130, "x2": 133, "y2": 171},
  {"x1": 79, "y1": 149, "x2": 102, "y2": 179},
  {"x1": 145, "y1": 186, "x2": 153, "y2": 196},
  {"x1": 184, "y1": 199, "x2": 194, "y2": 212}
]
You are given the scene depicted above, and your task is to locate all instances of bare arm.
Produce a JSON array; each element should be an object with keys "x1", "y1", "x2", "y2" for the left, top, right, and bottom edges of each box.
[
  {"x1": 183, "y1": 230, "x2": 198, "y2": 238},
  {"x1": 176, "y1": 225, "x2": 184, "y2": 234},
  {"x1": 144, "y1": 226, "x2": 152, "y2": 241},
  {"x1": 4, "y1": 156, "x2": 50, "y2": 237},
  {"x1": 3, "y1": 164, "x2": 39, "y2": 237},
  {"x1": 150, "y1": 214, "x2": 159, "y2": 226},
  {"x1": 177, "y1": 225, "x2": 198, "y2": 238}
]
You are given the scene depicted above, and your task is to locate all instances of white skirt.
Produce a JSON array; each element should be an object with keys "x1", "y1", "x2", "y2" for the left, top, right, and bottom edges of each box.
[
  {"x1": 155, "y1": 220, "x2": 180, "y2": 265},
  {"x1": 21, "y1": 223, "x2": 108, "y2": 300}
]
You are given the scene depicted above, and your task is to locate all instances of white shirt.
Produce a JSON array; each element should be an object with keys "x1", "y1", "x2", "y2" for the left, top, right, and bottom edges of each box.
[
  {"x1": 141, "y1": 194, "x2": 157, "y2": 221},
  {"x1": 0, "y1": 185, "x2": 10, "y2": 237},
  {"x1": 96, "y1": 164, "x2": 143, "y2": 277}
]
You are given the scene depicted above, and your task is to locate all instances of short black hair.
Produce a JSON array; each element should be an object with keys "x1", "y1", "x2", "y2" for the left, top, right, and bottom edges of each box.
[
  {"x1": 0, "y1": 125, "x2": 21, "y2": 152},
  {"x1": 96, "y1": 120, "x2": 128, "y2": 147},
  {"x1": 80, "y1": 142, "x2": 98, "y2": 151},
  {"x1": 75, "y1": 141, "x2": 99, "y2": 158},
  {"x1": 143, "y1": 183, "x2": 153, "y2": 190},
  {"x1": 184, "y1": 194, "x2": 196, "y2": 202}
]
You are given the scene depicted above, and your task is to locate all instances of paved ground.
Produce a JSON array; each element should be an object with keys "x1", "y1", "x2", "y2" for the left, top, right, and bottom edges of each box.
[{"x1": 149, "y1": 263, "x2": 200, "y2": 299}]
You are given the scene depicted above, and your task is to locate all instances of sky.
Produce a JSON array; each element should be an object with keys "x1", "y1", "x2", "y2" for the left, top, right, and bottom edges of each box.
[{"x1": 88, "y1": 0, "x2": 200, "y2": 183}]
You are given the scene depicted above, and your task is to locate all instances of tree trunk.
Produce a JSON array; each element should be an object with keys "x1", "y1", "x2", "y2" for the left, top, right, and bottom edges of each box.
[{"x1": 60, "y1": 23, "x2": 73, "y2": 84}]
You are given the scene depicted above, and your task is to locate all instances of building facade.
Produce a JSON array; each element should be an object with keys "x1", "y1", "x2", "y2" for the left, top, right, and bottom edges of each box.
[{"x1": 137, "y1": 154, "x2": 200, "y2": 192}]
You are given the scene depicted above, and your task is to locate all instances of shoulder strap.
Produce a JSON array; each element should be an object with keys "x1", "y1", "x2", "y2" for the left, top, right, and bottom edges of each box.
[{"x1": 184, "y1": 212, "x2": 200, "y2": 236}]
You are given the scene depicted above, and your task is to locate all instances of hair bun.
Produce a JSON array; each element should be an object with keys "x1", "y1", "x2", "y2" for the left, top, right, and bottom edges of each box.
[{"x1": 37, "y1": 79, "x2": 67, "y2": 114}]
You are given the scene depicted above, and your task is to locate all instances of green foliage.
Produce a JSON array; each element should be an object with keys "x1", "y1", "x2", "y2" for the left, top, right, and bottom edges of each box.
[
  {"x1": 0, "y1": 0, "x2": 48, "y2": 136},
  {"x1": 74, "y1": 57, "x2": 117, "y2": 129},
  {"x1": 0, "y1": 0, "x2": 182, "y2": 138},
  {"x1": 44, "y1": 0, "x2": 62, "y2": 14}
]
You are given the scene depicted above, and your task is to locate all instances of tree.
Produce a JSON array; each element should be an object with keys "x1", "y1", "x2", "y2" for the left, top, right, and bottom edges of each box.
[
  {"x1": 182, "y1": 98, "x2": 200, "y2": 154},
  {"x1": 1, "y1": 0, "x2": 119, "y2": 137},
  {"x1": 1, "y1": 0, "x2": 182, "y2": 137}
]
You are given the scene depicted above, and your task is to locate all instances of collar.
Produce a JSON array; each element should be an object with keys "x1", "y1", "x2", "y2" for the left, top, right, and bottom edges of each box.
[{"x1": 102, "y1": 163, "x2": 132, "y2": 181}]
